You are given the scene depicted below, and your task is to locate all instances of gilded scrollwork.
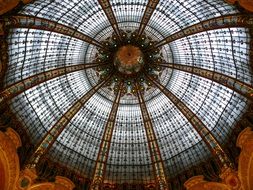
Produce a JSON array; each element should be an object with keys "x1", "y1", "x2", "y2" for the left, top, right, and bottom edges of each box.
[
  {"x1": 16, "y1": 168, "x2": 75, "y2": 190},
  {"x1": 0, "y1": 0, "x2": 33, "y2": 15},
  {"x1": 0, "y1": 129, "x2": 20, "y2": 190},
  {"x1": 220, "y1": 168, "x2": 241, "y2": 190},
  {"x1": 184, "y1": 127, "x2": 253, "y2": 190},
  {"x1": 184, "y1": 176, "x2": 231, "y2": 190},
  {"x1": 5, "y1": 128, "x2": 21, "y2": 149},
  {"x1": 55, "y1": 176, "x2": 75, "y2": 190},
  {"x1": 236, "y1": 127, "x2": 253, "y2": 190},
  {"x1": 225, "y1": 0, "x2": 253, "y2": 12},
  {"x1": 0, "y1": 127, "x2": 75, "y2": 190}
]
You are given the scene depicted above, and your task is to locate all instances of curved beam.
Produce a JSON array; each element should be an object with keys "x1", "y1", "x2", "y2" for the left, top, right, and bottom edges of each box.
[
  {"x1": 145, "y1": 74, "x2": 233, "y2": 171},
  {"x1": 148, "y1": 14, "x2": 253, "y2": 50},
  {"x1": 154, "y1": 63, "x2": 253, "y2": 100},
  {"x1": 90, "y1": 81, "x2": 124, "y2": 190},
  {"x1": 0, "y1": 63, "x2": 105, "y2": 104},
  {"x1": 137, "y1": 0, "x2": 159, "y2": 37},
  {"x1": 98, "y1": 0, "x2": 122, "y2": 41},
  {"x1": 26, "y1": 73, "x2": 112, "y2": 169},
  {"x1": 3, "y1": 15, "x2": 105, "y2": 49},
  {"x1": 135, "y1": 82, "x2": 169, "y2": 190}
]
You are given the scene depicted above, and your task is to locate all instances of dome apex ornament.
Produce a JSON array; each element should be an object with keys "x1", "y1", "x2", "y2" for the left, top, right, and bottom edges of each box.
[
  {"x1": 114, "y1": 45, "x2": 144, "y2": 75},
  {"x1": 91, "y1": 30, "x2": 169, "y2": 99}
]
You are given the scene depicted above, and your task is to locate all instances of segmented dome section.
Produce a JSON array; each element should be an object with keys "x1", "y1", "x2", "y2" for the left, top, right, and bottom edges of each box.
[
  {"x1": 105, "y1": 104, "x2": 155, "y2": 184},
  {"x1": 3, "y1": 0, "x2": 252, "y2": 185},
  {"x1": 48, "y1": 93, "x2": 112, "y2": 176},
  {"x1": 19, "y1": 0, "x2": 114, "y2": 40}
]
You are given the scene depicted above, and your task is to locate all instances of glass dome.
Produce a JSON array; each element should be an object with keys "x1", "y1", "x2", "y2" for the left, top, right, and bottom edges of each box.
[{"x1": 1, "y1": 0, "x2": 253, "y2": 189}]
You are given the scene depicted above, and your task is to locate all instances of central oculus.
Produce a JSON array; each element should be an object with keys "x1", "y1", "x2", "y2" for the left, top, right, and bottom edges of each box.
[{"x1": 114, "y1": 45, "x2": 144, "y2": 75}]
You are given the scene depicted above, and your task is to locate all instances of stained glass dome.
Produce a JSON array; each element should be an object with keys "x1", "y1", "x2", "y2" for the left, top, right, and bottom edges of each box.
[{"x1": 1, "y1": 0, "x2": 253, "y2": 189}]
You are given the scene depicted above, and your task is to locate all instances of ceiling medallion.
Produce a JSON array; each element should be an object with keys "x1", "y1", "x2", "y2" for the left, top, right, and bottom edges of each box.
[
  {"x1": 92, "y1": 31, "x2": 167, "y2": 97},
  {"x1": 114, "y1": 45, "x2": 144, "y2": 75}
]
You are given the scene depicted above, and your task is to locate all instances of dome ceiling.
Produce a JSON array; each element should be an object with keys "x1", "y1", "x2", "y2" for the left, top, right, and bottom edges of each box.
[{"x1": 1, "y1": 0, "x2": 253, "y2": 187}]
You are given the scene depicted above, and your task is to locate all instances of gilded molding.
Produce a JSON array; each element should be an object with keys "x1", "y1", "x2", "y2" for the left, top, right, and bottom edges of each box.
[
  {"x1": 0, "y1": 128, "x2": 75, "y2": 190},
  {"x1": 236, "y1": 127, "x2": 253, "y2": 150},
  {"x1": 236, "y1": 127, "x2": 253, "y2": 190},
  {"x1": 184, "y1": 175, "x2": 231, "y2": 190},
  {"x1": 29, "y1": 183, "x2": 55, "y2": 190},
  {"x1": 184, "y1": 176, "x2": 205, "y2": 189},
  {"x1": 55, "y1": 176, "x2": 75, "y2": 190},
  {"x1": 0, "y1": 129, "x2": 20, "y2": 190},
  {"x1": 0, "y1": 0, "x2": 33, "y2": 15},
  {"x1": 16, "y1": 168, "x2": 37, "y2": 190},
  {"x1": 220, "y1": 168, "x2": 241, "y2": 190},
  {"x1": 27, "y1": 176, "x2": 75, "y2": 190},
  {"x1": 5, "y1": 128, "x2": 21, "y2": 149},
  {"x1": 16, "y1": 168, "x2": 75, "y2": 190},
  {"x1": 225, "y1": 0, "x2": 253, "y2": 12},
  {"x1": 184, "y1": 127, "x2": 253, "y2": 190}
]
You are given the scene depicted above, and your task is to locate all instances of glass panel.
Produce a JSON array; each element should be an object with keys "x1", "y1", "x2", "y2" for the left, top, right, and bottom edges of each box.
[{"x1": 4, "y1": 0, "x2": 251, "y2": 182}]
